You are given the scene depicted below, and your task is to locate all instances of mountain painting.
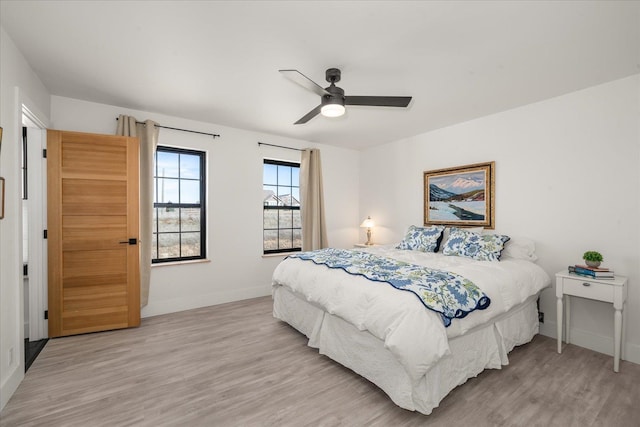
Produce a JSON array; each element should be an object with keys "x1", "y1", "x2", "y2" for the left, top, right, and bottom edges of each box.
[{"x1": 424, "y1": 162, "x2": 495, "y2": 228}]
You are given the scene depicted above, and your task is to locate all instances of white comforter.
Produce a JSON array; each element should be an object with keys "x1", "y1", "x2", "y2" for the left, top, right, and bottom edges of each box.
[{"x1": 271, "y1": 246, "x2": 550, "y2": 384}]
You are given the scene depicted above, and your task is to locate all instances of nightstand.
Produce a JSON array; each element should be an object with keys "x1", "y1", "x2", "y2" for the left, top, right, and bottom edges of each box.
[
  {"x1": 354, "y1": 244, "x2": 378, "y2": 248},
  {"x1": 555, "y1": 271, "x2": 628, "y2": 372}
]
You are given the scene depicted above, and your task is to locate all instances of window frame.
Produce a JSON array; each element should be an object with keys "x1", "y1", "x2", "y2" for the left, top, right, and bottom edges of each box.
[
  {"x1": 152, "y1": 146, "x2": 206, "y2": 264},
  {"x1": 263, "y1": 159, "x2": 301, "y2": 255}
]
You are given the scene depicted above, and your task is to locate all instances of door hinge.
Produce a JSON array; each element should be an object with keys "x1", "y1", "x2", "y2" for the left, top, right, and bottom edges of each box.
[
  {"x1": 43, "y1": 229, "x2": 48, "y2": 239},
  {"x1": 42, "y1": 148, "x2": 47, "y2": 158},
  {"x1": 23, "y1": 264, "x2": 28, "y2": 276},
  {"x1": 44, "y1": 310, "x2": 48, "y2": 320}
]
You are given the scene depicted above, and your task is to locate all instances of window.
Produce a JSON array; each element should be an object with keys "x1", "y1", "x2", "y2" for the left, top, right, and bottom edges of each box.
[
  {"x1": 153, "y1": 146, "x2": 206, "y2": 263},
  {"x1": 263, "y1": 159, "x2": 301, "y2": 254}
]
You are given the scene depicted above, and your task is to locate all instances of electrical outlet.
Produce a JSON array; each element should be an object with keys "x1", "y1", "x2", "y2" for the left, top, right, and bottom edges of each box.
[
  {"x1": 8, "y1": 347, "x2": 14, "y2": 366},
  {"x1": 538, "y1": 312, "x2": 544, "y2": 323}
]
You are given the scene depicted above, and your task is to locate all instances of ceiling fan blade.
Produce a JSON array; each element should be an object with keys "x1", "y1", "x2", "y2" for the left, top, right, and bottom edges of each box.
[
  {"x1": 279, "y1": 69, "x2": 330, "y2": 97},
  {"x1": 345, "y1": 96, "x2": 412, "y2": 107},
  {"x1": 294, "y1": 105, "x2": 322, "y2": 125}
]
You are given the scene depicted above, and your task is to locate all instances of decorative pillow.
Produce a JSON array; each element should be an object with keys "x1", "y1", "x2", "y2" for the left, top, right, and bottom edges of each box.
[
  {"x1": 396, "y1": 225, "x2": 445, "y2": 252},
  {"x1": 438, "y1": 226, "x2": 484, "y2": 252},
  {"x1": 442, "y1": 227, "x2": 510, "y2": 261}
]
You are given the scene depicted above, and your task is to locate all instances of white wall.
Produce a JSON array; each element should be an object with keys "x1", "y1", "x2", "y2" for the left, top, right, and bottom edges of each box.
[
  {"x1": 0, "y1": 26, "x2": 51, "y2": 411},
  {"x1": 50, "y1": 96, "x2": 360, "y2": 318},
  {"x1": 360, "y1": 74, "x2": 640, "y2": 364}
]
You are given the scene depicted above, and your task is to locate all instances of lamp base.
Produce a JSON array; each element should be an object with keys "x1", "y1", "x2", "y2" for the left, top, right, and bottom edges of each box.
[{"x1": 365, "y1": 229, "x2": 373, "y2": 245}]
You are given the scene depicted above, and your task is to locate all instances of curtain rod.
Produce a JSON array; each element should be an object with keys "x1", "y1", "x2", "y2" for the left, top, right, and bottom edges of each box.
[
  {"x1": 115, "y1": 117, "x2": 220, "y2": 138},
  {"x1": 257, "y1": 142, "x2": 303, "y2": 152}
]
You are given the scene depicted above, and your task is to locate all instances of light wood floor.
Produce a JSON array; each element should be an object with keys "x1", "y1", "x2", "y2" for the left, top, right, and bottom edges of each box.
[{"x1": 1, "y1": 296, "x2": 638, "y2": 426}]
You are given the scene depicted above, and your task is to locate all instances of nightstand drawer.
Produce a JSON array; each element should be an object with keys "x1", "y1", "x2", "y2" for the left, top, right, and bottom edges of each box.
[{"x1": 561, "y1": 277, "x2": 614, "y2": 303}]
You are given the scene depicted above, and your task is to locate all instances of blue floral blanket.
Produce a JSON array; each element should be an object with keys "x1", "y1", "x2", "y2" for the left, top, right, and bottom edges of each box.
[{"x1": 290, "y1": 248, "x2": 490, "y2": 327}]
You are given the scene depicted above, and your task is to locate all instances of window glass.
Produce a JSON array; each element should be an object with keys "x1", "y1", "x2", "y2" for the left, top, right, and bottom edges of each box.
[
  {"x1": 156, "y1": 150, "x2": 180, "y2": 178},
  {"x1": 179, "y1": 154, "x2": 201, "y2": 179},
  {"x1": 180, "y1": 180, "x2": 200, "y2": 204},
  {"x1": 157, "y1": 178, "x2": 179, "y2": 204}
]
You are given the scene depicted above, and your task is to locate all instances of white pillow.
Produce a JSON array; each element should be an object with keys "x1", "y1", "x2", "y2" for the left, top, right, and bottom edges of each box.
[{"x1": 495, "y1": 236, "x2": 538, "y2": 261}]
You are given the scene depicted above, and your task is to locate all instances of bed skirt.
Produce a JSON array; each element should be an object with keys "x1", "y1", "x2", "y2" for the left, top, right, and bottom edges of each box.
[{"x1": 273, "y1": 286, "x2": 540, "y2": 415}]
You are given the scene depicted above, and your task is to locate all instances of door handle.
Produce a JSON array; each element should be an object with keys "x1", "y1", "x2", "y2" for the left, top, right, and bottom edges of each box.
[{"x1": 119, "y1": 238, "x2": 138, "y2": 245}]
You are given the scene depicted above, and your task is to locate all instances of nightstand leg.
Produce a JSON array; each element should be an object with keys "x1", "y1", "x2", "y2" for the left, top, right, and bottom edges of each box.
[
  {"x1": 614, "y1": 308, "x2": 622, "y2": 373},
  {"x1": 565, "y1": 295, "x2": 571, "y2": 344},
  {"x1": 557, "y1": 296, "x2": 563, "y2": 353},
  {"x1": 621, "y1": 301, "x2": 627, "y2": 361}
]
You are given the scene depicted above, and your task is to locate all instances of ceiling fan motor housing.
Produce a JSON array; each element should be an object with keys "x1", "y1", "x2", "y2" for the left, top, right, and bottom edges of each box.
[{"x1": 322, "y1": 84, "x2": 345, "y2": 107}]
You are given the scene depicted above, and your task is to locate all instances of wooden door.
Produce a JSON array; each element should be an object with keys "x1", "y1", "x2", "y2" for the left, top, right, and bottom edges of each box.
[{"x1": 47, "y1": 130, "x2": 140, "y2": 337}]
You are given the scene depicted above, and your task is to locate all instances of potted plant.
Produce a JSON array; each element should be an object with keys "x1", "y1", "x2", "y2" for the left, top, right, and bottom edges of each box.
[{"x1": 583, "y1": 251, "x2": 603, "y2": 268}]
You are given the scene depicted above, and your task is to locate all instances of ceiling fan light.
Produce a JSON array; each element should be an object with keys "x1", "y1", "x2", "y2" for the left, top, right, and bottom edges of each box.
[{"x1": 321, "y1": 103, "x2": 345, "y2": 118}]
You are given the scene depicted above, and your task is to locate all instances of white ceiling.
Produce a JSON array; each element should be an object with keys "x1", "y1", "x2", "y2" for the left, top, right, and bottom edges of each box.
[{"x1": 1, "y1": 1, "x2": 639, "y2": 150}]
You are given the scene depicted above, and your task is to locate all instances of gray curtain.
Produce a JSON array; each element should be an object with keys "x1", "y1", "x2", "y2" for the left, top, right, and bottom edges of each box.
[
  {"x1": 300, "y1": 148, "x2": 328, "y2": 251},
  {"x1": 116, "y1": 114, "x2": 158, "y2": 308}
]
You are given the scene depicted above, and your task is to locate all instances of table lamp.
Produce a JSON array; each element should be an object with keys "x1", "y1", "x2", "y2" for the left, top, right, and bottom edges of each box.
[{"x1": 360, "y1": 216, "x2": 375, "y2": 245}]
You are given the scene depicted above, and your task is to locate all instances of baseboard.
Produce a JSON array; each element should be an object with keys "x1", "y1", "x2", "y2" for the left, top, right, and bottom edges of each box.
[
  {"x1": 539, "y1": 320, "x2": 640, "y2": 365},
  {"x1": 141, "y1": 285, "x2": 271, "y2": 319},
  {"x1": 1, "y1": 364, "x2": 24, "y2": 412}
]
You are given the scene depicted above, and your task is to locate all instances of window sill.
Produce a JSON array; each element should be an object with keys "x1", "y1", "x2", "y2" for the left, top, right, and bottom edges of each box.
[
  {"x1": 262, "y1": 252, "x2": 298, "y2": 259},
  {"x1": 151, "y1": 258, "x2": 211, "y2": 268}
]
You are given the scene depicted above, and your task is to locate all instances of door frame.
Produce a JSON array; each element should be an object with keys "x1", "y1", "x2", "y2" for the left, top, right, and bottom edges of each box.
[{"x1": 22, "y1": 102, "x2": 49, "y2": 341}]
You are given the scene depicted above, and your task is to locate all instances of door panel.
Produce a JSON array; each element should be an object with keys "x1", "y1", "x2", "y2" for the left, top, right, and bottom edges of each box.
[
  {"x1": 62, "y1": 215, "x2": 127, "y2": 251},
  {"x1": 63, "y1": 286, "x2": 128, "y2": 311},
  {"x1": 61, "y1": 140, "x2": 128, "y2": 176},
  {"x1": 48, "y1": 130, "x2": 140, "y2": 337},
  {"x1": 62, "y1": 180, "x2": 128, "y2": 215}
]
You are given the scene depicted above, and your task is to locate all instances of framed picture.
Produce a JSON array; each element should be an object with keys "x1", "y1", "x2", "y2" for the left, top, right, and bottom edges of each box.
[
  {"x1": 0, "y1": 177, "x2": 4, "y2": 220},
  {"x1": 424, "y1": 161, "x2": 495, "y2": 229}
]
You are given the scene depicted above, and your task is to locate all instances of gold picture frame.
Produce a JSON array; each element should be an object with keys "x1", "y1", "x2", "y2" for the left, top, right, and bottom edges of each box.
[
  {"x1": 424, "y1": 161, "x2": 495, "y2": 229},
  {"x1": 0, "y1": 126, "x2": 3, "y2": 220},
  {"x1": 0, "y1": 177, "x2": 4, "y2": 220}
]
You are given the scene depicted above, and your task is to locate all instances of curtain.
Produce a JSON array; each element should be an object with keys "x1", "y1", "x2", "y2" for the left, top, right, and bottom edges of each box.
[
  {"x1": 300, "y1": 148, "x2": 328, "y2": 251},
  {"x1": 116, "y1": 114, "x2": 158, "y2": 308}
]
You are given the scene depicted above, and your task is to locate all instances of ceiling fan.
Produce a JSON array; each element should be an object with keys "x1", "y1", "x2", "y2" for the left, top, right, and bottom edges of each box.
[{"x1": 279, "y1": 68, "x2": 412, "y2": 124}]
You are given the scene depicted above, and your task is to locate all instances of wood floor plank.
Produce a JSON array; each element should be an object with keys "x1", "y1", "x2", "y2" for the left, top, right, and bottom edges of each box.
[{"x1": 1, "y1": 296, "x2": 638, "y2": 426}]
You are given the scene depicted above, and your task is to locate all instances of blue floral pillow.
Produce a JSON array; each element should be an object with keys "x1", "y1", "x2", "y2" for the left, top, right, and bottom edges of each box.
[
  {"x1": 442, "y1": 227, "x2": 510, "y2": 261},
  {"x1": 396, "y1": 225, "x2": 445, "y2": 252}
]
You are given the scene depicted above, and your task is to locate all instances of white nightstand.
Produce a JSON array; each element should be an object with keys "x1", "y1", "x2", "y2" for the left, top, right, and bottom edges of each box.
[
  {"x1": 555, "y1": 271, "x2": 628, "y2": 372},
  {"x1": 354, "y1": 244, "x2": 378, "y2": 248}
]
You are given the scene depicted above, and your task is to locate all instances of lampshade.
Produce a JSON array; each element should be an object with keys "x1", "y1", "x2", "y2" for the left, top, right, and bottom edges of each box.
[
  {"x1": 321, "y1": 103, "x2": 345, "y2": 118},
  {"x1": 360, "y1": 216, "x2": 375, "y2": 228}
]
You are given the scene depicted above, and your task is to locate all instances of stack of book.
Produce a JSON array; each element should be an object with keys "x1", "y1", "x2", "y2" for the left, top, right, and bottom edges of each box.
[{"x1": 568, "y1": 264, "x2": 615, "y2": 279}]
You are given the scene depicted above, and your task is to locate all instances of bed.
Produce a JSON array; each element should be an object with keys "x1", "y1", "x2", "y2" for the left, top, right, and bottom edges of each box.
[{"x1": 271, "y1": 227, "x2": 550, "y2": 415}]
